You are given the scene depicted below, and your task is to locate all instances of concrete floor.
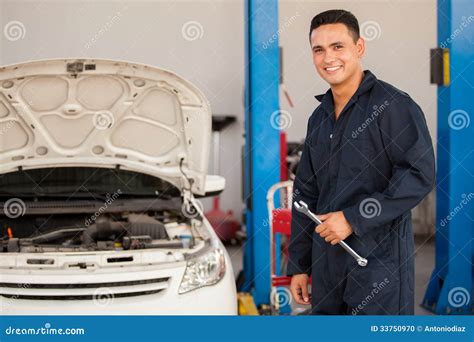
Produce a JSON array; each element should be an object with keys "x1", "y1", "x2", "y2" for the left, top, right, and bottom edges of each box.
[{"x1": 226, "y1": 239, "x2": 435, "y2": 315}]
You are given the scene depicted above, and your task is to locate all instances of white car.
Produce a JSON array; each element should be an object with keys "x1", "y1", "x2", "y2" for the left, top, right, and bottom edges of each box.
[{"x1": 0, "y1": 59, "x2": 237, "y2": 315}]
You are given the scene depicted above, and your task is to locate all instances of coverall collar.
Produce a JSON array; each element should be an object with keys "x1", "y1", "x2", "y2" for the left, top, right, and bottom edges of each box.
[{"x1": 314, "y1": 70, "x2": 377, "y2": 114}]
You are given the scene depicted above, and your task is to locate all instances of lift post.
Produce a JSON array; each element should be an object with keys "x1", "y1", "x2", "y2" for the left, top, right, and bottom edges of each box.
[
  {"x1": 243, "y1": 0, "x2": 281, "y2": 306},
  {"x1": 423, "y1": 0, "x2": 474, "y2": 314}
]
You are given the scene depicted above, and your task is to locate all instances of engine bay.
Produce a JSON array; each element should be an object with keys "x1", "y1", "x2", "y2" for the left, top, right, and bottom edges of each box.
[{"x1": 0, "y1": 211, "x2": 203, "y2": 254}]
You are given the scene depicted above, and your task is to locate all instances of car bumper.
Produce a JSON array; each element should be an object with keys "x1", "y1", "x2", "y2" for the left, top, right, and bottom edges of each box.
[{"x1": 0, "y1": 251, "x2": 237, "y2": 315}]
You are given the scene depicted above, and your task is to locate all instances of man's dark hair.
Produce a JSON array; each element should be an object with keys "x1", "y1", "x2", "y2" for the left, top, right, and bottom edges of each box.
[{"x1": 309, "y1": 9, "x2": 360, "y2": 43}]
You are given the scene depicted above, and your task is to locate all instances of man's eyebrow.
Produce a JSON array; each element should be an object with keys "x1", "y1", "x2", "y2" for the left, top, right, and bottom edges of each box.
[{"x1": 312, "y1": 41, "x2": 345, "y2": 50}]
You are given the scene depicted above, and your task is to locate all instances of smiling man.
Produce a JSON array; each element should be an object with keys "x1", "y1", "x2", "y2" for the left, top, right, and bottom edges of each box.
[{"x1": 288, "y1": 10, "x2": 435, "y2": 315}]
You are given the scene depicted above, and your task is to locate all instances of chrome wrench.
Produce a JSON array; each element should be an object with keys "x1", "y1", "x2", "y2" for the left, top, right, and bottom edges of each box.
[{"x1": 294, "y1": 200, "x2": 368, "y2": 267}]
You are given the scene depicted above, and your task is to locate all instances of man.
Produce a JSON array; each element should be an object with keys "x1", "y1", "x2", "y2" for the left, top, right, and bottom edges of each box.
[{"x1": 288, "y1": 9, "x2": 435, "y2": 315}]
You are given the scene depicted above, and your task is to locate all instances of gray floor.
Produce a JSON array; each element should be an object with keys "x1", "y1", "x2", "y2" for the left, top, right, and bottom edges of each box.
[
  {"x1": 226, "y1": 239, "x2": 435, "y2": 315},
  {"x1": 414, "y1": 239, "x2": 435, "y2": 315}
]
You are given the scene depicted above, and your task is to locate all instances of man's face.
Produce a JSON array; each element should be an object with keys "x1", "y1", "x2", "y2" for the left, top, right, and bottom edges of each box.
[{"x1": 310, "y1": 23, "x2": 365, "y2": 87}]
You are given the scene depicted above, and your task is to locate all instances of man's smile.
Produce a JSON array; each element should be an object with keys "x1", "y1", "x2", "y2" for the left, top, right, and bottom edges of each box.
[{"x1": 324, "y1": 65, "x2": 343, "y2": 73}]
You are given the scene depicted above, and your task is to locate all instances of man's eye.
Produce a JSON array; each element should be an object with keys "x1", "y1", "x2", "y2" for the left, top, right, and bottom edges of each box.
[
  {"x1": 314, "y1": 49, "x2": 323, "y2": 54},
  {"x1": 335, "y1": 45, "x2": 343, "y2": 50}
]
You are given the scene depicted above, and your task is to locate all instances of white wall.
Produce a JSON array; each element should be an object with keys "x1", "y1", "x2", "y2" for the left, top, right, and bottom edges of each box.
[
  {"x1": 0, "y1": 0, "x2": 437, "y2": 230},
  {"x1": 0, "y1": 0, "x2": 3, "y2": 64}
]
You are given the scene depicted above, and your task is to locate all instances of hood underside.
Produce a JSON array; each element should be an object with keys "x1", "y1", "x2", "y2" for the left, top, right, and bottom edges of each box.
[{"x1": 0, "y1": 59, "x2": 212, "y2": 195}]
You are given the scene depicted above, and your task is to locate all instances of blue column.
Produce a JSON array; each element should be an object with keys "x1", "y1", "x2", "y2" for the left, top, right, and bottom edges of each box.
[
  {"x1": 243, "y1": 0, "x2": 281, "y2": 305},
  {"x1": 423, "y1": 0, "x2": 474, "y2": 314}
]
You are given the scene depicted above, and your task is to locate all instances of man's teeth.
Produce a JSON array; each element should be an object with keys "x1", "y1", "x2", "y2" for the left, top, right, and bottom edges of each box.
[{"x1": 325, "y1": 66, "x2": 342, "y2": 71}]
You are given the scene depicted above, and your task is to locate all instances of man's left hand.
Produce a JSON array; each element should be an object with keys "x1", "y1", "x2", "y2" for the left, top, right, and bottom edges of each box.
[{"x1": 315, "y1": 211, "x2": 353, "y2": 245}]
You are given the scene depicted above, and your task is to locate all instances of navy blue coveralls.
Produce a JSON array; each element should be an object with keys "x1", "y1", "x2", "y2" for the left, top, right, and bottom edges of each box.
[{"x1": 287, "y1": 70, "x2": 435, "y2": 315}]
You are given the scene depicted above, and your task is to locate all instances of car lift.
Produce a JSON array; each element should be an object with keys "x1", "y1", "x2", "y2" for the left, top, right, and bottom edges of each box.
[
  {"x1": 242, "y1": 0, "x2": 281, "y2": 308},
  {"x1": 423, "y1": 0, "x2": 474, "y2": 314}
]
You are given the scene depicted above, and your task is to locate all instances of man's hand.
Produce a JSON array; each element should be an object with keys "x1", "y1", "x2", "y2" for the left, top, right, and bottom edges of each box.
[
  {"x1": 316, "y1": 211, "x2": 353, "y2": 245},
  {"x1": 290, "y1": 274, "x2": 311, "y2": 305}
]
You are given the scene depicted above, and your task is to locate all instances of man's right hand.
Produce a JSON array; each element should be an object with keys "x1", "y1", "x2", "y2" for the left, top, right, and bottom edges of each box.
[{"x1": 290, "y1": 274, "x2": 311, "y2": 305}]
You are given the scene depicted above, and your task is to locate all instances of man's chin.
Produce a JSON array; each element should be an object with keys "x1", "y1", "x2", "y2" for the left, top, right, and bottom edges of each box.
[
  {"x1": 325, "y1": 76, "x2": 346, "y2": 87},
  {"x1": 318, "y1": 71, "x2": 347, "y2": 87}
]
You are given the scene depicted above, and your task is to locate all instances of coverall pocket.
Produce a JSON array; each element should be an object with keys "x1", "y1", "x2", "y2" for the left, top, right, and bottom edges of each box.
[
  {"x1": 346, "y1": 225, "x2": 395, "y2": 264},
  {"x1": 366, "y1": 225, "x2": 396, "y2": 263},
  {"x1": 339, "y1": 134, "x2": 371, "y2": 182},
  {"x1": 344, "y1": 262, "x2": 401, "y2": 315}
]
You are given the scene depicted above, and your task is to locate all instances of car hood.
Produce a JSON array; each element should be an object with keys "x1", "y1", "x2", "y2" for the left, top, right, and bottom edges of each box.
[{"x1": 0, "y1": 59, "x2": 212, "y2": 195}]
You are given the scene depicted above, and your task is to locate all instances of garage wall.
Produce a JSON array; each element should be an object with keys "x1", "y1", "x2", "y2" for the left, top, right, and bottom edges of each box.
[
  {"x1": 0, "y1": 0, "x2": 437, "y2": 231},
  {"x1": 0, "y1": 0, "x2": 3, "y2": 64}
]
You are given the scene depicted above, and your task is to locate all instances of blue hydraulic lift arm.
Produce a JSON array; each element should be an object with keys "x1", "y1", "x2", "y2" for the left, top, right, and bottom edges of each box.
[
  {"x1": 423, "y1": 0, "x2": 474, "y2": 314},
  {"x1": 243, "y1": 0, "x2": 281, "y2": 306}
]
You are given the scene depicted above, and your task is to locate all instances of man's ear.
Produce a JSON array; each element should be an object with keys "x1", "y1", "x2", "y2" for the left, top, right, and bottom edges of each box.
[{"x1": 356, "y1": 37, "x2": 365, "y2": 58}]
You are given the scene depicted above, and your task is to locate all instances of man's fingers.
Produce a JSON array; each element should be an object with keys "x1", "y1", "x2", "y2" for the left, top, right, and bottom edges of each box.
[
  {"x1": 324, "y1": 234, "x2": 336, "y2": 243},
  {"x1": 319, "y1": 228, "x2": 332, "y2": 238},
  {"x1": 290, "y1": 277, "x2": 311, "y2": 305},
  {"x1": 316, "y1": 213, "x2": 330, "y2": 221},
  {"x1": 292, "y1": 285, "x2": 307, "y2": 305},
  {"x1": 290, "y1": 284, "x2": 301, "y2": 303},
  {"x1": 315, "y1": 223, "x2": 326, "y2": 234},
  {"x1": 300, "y1": 282, "x2": 310, "y2": 304},
  {"x1": 290, "y1": 282, "x2": 305, "y2": 305}
]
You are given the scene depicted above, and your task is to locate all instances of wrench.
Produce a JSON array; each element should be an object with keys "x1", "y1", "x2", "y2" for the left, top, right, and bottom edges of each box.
[{"x1": 293, "y1": 200, "x2": 368, "y2": 267}]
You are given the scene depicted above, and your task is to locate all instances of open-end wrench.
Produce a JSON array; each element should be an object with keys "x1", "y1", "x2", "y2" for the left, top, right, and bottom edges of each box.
[{"x1": 294, "y1": 200, "x2": 368, "y2": 267}]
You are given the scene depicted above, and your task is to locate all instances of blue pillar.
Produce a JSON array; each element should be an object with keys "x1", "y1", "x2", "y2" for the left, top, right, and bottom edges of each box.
[
  {"x1": 243, "y1": 0, "x2": 281, "y2": 306},
  {"x1": 423, "y1": 0, "x2": 474, "y2": 314}
]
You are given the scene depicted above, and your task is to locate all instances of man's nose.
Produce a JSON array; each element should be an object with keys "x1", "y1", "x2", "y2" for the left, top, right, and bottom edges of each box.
[{"x1": 323, "y1": 51, "x2": 337, "y2": 65}]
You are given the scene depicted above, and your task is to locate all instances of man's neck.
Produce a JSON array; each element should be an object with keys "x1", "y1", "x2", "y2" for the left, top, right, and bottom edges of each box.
[{"x1": 331, "y1": 69, "x2": 364, "y2": 118}]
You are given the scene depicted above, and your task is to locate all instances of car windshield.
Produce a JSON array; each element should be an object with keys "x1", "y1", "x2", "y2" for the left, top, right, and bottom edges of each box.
[{"x1": 0, "y1": 167, "x2": 181, "y2": 199}]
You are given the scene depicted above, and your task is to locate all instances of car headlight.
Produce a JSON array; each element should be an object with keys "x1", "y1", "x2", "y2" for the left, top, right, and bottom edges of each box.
[{"x1": 178, "y1": 248, "x2": 226, "y2": 294}]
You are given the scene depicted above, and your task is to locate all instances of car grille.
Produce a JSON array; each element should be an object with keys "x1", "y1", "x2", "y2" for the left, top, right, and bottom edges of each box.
[{"x1": 0, "y1": 277, "x2": 170, "y2": 300}]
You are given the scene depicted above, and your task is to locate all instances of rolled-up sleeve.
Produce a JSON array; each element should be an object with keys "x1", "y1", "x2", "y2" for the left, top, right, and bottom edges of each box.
[
  {"x1": 287, "y1": 113, "x2": 320, "y2": 276},
  {"x1": 342, "y1": 95, "x2": 436, "y2": 237}
]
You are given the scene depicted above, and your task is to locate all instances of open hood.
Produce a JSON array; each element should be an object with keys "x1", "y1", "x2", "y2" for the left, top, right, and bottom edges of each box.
[{"x1": 0, "y1": 59, "x2": 213, "y2": 195}]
